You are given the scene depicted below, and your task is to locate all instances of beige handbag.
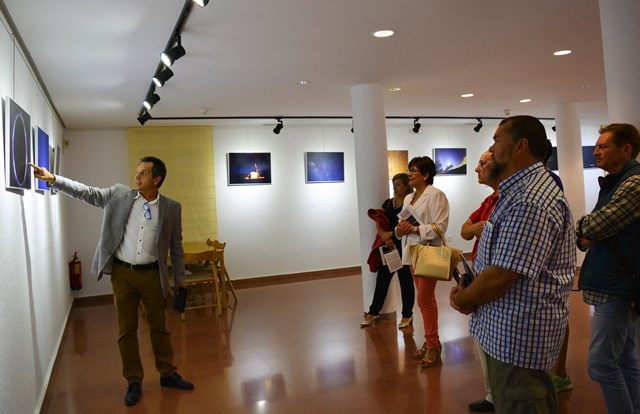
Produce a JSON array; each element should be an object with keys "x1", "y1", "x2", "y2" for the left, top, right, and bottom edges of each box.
[{"x1": 410, "y1": 224, "x2": 462, "y2": 281}]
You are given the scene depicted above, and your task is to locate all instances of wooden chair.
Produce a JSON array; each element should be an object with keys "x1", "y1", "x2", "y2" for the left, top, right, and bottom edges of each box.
[
  {"x1": 206, "y1": 238, "x2": 237, "y2": 309},
  {"x1": 179, "y1": 249, "x2": 222, "y2": 319}
]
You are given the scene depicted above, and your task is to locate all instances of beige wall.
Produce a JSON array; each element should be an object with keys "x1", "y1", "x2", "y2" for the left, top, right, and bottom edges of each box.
[{"x1": 128, "y1": 126, "x2": 217, "y2": 243}]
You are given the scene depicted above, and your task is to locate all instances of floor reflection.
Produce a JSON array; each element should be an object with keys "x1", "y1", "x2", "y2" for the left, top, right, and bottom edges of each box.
[
  {"x1": 316, "y1": 358, "x2": 355, "y2": 389},
  {"x1": 241, "y1": 373, "x2": 286, "y2": 407},
  {"x1": 72, "y1": 318, "x2": 87, "y2": 354},
  {"x1": 42, "y1": 276, "x2": 606, "y2": 413}
]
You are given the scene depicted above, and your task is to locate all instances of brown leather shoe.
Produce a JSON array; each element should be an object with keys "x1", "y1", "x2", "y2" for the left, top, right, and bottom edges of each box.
[
  {"x1": 124, "y1": 382, "x2": 141, "y2": 406},
  {"x1": 468, "y1": 399, "x2": 495, "y2": 412},
  {"x1": 160, "y1": 373, "x2": 194, "y2": 390}
]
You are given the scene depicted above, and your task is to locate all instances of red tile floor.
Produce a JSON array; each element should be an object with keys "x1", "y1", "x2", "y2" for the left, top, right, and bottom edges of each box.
[{"x1": 42, "y1": 275, "x2": 606, "y2": 414}]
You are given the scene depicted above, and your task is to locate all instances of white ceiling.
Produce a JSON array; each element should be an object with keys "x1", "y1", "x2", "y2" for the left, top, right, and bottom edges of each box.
[{"x1": 2, "y1": 0, "x2": 608, "y2": 130}]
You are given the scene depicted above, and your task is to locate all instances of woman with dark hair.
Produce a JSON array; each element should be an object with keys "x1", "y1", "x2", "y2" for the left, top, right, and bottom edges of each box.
[
  {"x1": 361, "y1": 173, "x2": 415, "y2": 328},
  {"x1": 395, "y1": 156, "x2": 450, "y2": 368}
]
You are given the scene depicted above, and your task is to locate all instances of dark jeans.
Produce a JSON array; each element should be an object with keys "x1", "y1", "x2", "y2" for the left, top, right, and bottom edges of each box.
[{"x1": 368, "y1": 264, "x2": 414, "y2": 318}]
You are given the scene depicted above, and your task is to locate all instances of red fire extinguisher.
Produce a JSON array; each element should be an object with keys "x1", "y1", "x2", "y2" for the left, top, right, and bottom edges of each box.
[{"x1": 68, "y1": 252, "x2": 82, "y2": 290}]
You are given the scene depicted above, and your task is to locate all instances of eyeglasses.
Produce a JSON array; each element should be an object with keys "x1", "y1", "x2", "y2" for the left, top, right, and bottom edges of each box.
[
  {"x1": 407, "y1": 168, "x2": 420, "y2": 174},
  {"x1": 143, "y1": 201, "x2": 152, "y2": 220}
]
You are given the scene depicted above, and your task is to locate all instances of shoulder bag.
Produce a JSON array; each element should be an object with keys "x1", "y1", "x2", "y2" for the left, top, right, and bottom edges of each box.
[{"x1": 410, "y1": 224, "x2": 462, "y2": 281}]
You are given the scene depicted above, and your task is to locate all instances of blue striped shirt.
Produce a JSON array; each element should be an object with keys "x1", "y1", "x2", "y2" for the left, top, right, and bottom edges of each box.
[{"x1": 470, "y1": 162, "x2": 576, "y2": 370}]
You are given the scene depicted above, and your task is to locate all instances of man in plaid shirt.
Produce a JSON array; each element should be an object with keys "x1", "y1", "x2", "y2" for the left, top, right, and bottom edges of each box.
[
  {"x1": 451, "y1": 115, "x2": 576, "y2": 413},
  {"x1": 576, "y1": 123, "x2": 640, "y2": 414}
]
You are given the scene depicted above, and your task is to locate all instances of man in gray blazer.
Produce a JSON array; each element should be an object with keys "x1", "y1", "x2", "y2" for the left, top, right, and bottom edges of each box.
[{"x1": 31, "y1": 156, "x2": 193, "y2": 406}]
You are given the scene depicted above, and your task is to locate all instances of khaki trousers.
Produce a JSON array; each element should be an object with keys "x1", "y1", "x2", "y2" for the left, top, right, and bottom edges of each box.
[
  {"x1": 485, "y1": 352, "x2": 557, "y2": 414},
  {"x1": 111, "y1": 264, "x2": 176, "y2": 383}
]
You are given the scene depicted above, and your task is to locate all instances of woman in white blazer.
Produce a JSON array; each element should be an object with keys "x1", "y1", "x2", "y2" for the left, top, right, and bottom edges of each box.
[{"x1": 395, "y1": 156, "x2": 450, "y2": 368}]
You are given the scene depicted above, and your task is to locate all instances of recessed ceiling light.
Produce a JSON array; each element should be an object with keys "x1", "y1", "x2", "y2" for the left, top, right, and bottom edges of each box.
[
  {"x1": 372, "y1": 30, "x2": 395, "y2": 38},
  {"x1": 520, "y1": 98, "x2": 532, "y2": 103},
  {"x1": 461, "y1": 93, "x2": 474, "y2": 98},
  {"x1": 553, "y1": 50, "x2": 572, "y2": 56},
  {"x1": 294, "y1": 80, "x2": 310, "y2": 85},
  {"x1": 388, "y1": 87, "x2": 403, "y2": 92}
]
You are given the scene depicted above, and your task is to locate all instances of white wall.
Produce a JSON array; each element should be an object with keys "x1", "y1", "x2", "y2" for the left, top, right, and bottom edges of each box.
[
  {"x1": 212, "y1": 122, "x2": 501, "y2": 279},
  {"x1": 214, "y1": 126, "x2": 360, "y2": 278},
  {"x1": 61, "y1": 129, "x2": 130, "y2": 297},
  {"x1": 0, "y1": 18, "x2": 69, "y2": 414},
  {"x1": 62, "y1": 120, "x2": 591, "y2": 287},
  {"x1": 580, "y1": 125, "x2": 603, "y2": 213}
]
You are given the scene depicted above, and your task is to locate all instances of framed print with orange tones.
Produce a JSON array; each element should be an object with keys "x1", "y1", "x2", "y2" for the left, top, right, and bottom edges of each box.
[{"x1": 387, "y1": 150, "x2": 408, "y2": 179}]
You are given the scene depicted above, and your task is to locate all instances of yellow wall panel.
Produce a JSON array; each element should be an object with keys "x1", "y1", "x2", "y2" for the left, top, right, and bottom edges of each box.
[{"x1": 127, "y1": 126, "x2": 216, "y2": 243}]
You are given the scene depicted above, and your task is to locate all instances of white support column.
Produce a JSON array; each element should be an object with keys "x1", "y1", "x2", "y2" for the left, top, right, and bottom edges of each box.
[
  {"x1": 599, "y1": 0, "x2": 640, "y2": 129},
  {"x1": 351, "y1": 84, "x2": 396, "y2": 316},
  {"x1": 555, "y1": 103, "x2": 586, "y2": 263}
]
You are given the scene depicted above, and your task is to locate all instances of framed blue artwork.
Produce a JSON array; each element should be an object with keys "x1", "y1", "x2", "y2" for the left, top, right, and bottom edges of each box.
[
  {"x1": 547, "y1": 147, "x2": 558, "y2": 171},
  {"x1": 433, "y1": 148, "x2": 467, "y2": 175},
  {"x1": 305, "y1": 152, "x2": 344, "y2": 183},
  {"x1": 36, "y1": 127, "x2": 51, "y2": 191},
  {"x1": 548, "y1": 146, "x2": 597, "y2": 171},
  {"x1": 3, "y1": 97, "x2": 32, "y2": 190},
  {"x1": 227, "y1": 152, "x2": 271, "y2": 185},
  {"x1": 582, "y1": 145, "x2": 597, "y2": 169}
]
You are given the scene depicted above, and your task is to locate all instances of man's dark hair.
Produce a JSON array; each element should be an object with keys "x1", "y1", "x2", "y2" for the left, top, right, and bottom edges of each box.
[
  {"x1": 499, "y1": 115, "x2": 548, "y2": 160},
  {"x1": 599, "y1": 123, "x2": 640, "y2": 159},
  {"x1": 408, "y1": 156, "x2": 436, "y2": 185},
  {"x1": 140, "y1": 156, "x2": 167, "y2": 188}
]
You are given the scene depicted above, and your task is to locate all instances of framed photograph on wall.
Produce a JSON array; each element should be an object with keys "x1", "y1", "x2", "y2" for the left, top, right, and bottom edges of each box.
[
  {"x1": 582, "y1": 146, "x2": 597, "y2": 169},
  {"x1": 227, "y1": 152, "x2": 271, "y2": 185},
  {"x1": 3, "y1": 97, "x2": 32, "y2": 190},
  {"x1": 387, "y1": 150, "x2": 408, "y2": 179},
  {"x1": 305, "y1": 152, "x2": 344, "y2": 183},
  {"x1": 547, "y1": 147, "x2": 558, "y2": 171},
  {"x1": 433, "y1": 148, "x2": 467, "y2": 175},
  {"x1": 35, "y1": 127, "x2": 51, "y2": 191},
  {"x1": 54, "y1": 143, "x2": 62, "y2": 175}
]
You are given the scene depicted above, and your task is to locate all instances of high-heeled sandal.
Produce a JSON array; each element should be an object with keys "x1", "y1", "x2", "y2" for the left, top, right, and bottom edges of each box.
[
  {"x1": 360, "y1": 314, "x2": 380, "y2": 327},
  {"x1": 411, "y1": 343, "x2": 428, "y2": 360},
  {"x1": 419, "y1": 345, "x2": 442, "y2": 368},
  {"x1": 398, "y1": 316, "x2": 413, "y2": 329}
]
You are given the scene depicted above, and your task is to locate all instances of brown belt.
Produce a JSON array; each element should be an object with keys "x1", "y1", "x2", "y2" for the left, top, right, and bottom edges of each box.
[{"x1": 113, "y1": 257, "x2": 159, "y2": 271}]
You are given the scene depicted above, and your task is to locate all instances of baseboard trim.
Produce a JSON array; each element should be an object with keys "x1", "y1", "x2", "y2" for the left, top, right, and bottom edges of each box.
[
  {"x1": 232, "y1": 266, "x2": 361, "y2": 289},
  {"x1": 72, "y1": 266, "x2": 362, "y2": 305}
]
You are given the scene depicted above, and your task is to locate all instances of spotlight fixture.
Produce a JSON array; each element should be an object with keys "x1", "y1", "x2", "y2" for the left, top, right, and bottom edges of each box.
[
  {"x1": 137, "y1": 110, "x2": 152, "y2": 126},
  {"x1": 412, "y1": 118, "x2": 422, "y2": 133},
  {"x1": 161, "y1": 35, "x2": 186, "y2": 67},
  {"x1": 143, "y1": 93, "x2": 160, "y2": 110},
  {"x1": 473, "y1": 118, "x2": 483, "y2": 133},
  {"x1": 273, "y1": 118, "x2": 283, "y2": 134},
  {"x1": 152, "y1": 67, "x2": 174, "y2": 88},
  {"x1": 193, "y1": 0, "x2": 209, "y2": 7},
  {"x1": 552, "y1": 126, "x2": 557, "y2": 132}
]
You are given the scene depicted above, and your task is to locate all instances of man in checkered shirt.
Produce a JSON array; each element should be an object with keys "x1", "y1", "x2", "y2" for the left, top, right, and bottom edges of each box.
[
  {"x1": 450, "y1": 115, "x2": 576, "y2": 413},
  {"x1": 576, "y1": 123, "x2": 640, "y2": 414}
]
